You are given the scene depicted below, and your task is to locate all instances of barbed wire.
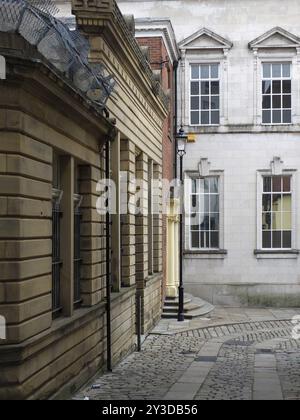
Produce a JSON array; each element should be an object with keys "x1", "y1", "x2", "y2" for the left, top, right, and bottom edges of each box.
[{"x1": 0, "y1": 0, "x2": 115, "y2": 107}]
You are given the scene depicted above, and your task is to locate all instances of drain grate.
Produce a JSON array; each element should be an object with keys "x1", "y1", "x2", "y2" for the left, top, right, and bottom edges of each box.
[
  {"x1": 256, "y1": 349, "x2": 274, "y2": 354},
  {"x1": 194, "y1": 356, "x2": 217, "y2": 362}
]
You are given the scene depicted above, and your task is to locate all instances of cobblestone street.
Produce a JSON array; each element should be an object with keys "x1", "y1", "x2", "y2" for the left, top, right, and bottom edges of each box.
[{"x1": 76, "y1": 307, "x2": 300, "y2": 401}]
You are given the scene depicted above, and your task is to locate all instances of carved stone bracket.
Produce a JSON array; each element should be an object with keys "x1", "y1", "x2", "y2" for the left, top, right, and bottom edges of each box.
[
  {"x1": 270, "y1": 156, "x2": 284, "y2": 176},
  {"x1": 198, "y1": 158, "x2": 211, "y2": 177}
]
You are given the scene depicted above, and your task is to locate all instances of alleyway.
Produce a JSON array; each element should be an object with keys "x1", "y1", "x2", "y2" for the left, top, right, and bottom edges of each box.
[{"x1": 75, "y1": 307, "x2": 300, "y2": 401}]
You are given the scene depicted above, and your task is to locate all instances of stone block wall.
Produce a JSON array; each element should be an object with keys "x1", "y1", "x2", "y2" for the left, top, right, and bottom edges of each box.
[{"x1": 0, "y1": 133, "x2": 53, "y2": 345}]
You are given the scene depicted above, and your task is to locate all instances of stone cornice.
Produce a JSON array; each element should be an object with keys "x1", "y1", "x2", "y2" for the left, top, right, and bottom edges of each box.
[
  {"x1": 0, "y1": 50, "x2": 114, "y2": 137},
  {"x1": 134, "y1": 18, "x2": 180, "y2": 62},
  {"x1": 71, "y1": 0, "x2": 169, "y2": 112}
]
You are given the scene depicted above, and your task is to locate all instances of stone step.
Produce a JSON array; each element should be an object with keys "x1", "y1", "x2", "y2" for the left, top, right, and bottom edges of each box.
[
  {"x1": 164, "y1": 295, "x2": 193, "y2": 307},
  {"x1": 162, "y1": 294, "x2": 214, "y2": 320},
  {"x1": 163, "y1": 302, "x2": 206, "y2": 313}
]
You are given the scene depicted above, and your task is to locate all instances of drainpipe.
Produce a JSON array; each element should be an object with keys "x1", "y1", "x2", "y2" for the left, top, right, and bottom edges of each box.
[
  {"x1": 105, "y1": 137, "x2": 112, "y2": 372},
  {"x1": 105, "y1": 119, "x2": 117, "y2": 372},
  {"x1": 173, "y1": 59, "x2": 180, "y2": 179}
]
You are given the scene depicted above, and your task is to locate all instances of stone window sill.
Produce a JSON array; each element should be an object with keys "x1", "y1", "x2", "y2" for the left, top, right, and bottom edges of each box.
[
  {"x1": 254, "y1": 249, "x2": 300, "y2": 259},
  {"x1": 184, "y1": 250, "x2": 227, "y2": 259}
]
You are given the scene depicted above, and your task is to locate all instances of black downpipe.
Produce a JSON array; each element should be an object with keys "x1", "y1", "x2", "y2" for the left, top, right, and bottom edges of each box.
[
  {"x1": 173, "y1": 59, "x2": 179, "y2": 179},
  {"x1": 105, "y1": 139, "x2": 112, "y2": 372}
]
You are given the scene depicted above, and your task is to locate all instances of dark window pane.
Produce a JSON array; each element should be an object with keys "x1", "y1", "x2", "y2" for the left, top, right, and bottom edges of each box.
[
  {"x1": 283, "y1": 80, "x2": 291, "y2": 93},
  {"x1": 191, "y1": 96, "x2": 200, "y2": 110},
  {"x1": 191, "y1": 65, "x2": 199, "y2": 79},
  {"x1": 200, "y1": 231, "x2": 210, "y2": 248},
  {"x1": 272, "y1": 80, "x2": 281, "y2": 94},
  {"x1": 201, "y1": 81, "x2": 210, "y2": 94},
  {"x1": 263, "y1": 64, "x2": 271, "y2": 78},
  {"x1": 282, "y1": 64, "x2": 291, "y2": 78},
  {"x1": 272, "y1": 110, "x2": 281, "y2": 123},
  {"x1": 211, "y1": 81, "x2": 219, "y2": 94},
  {"x1": 191, "y1": 81, "x2": 199, "y2": 95},
  {"x1": 191, "y1": 112, "x2": 199, "y2": 125},
  {"x1": 210, "y1": 213, "x2": 219, "y2": 230},
  {"x1": 211, "y1": 111, "x2": 220, "y2": 125},
  {"x1": 201, "y1": 214, "x2": 209, "y2": 231},
  {"x1": 262, "y1": 231, "x2": 271, "y2": 248},
  {"x1": 211, "y1": 95, "x2": 219, "y2": 110},
  {"x1": 283, "y1": 231, "x2": 292, "y2": 248},
  {"x1": 283, "y1": 110, "x2": 291, "y2": 124},
  {"x1": 272, "y1": 95, "x2": 281, "y2": 109},
  {"x1": 272, "y1": 231, "x2": 281, "y2": 248},
  {"x1": 263, "y1": 177, "x2": 272, "y2": 192},
  {"x1": 262, "y1": 95, "x2": 271, "y2": 109},
  {"x1": 204, "y1": 195, "x2": 209, "y2": 213},
  {"x1": 201, "y1": 96, "x2": 210, "y2": 110},
  {"x1": 191, "y1": 194, "x2": 198, "y2": 209},
  {"x1": 204, "y1": 178, "x2": 210, "y2": 193},
  {"x1": 210, "y1": 231, "x2": 219, "y2": 248},
  {"x1": 201, "y1": 65, "x2": 210, "y2": 79},
  {"x1": 210, "y1": 195, "x2": 219, "y2": 213},
  {"x1": 262, "y1": 194, "x2": 271, "y2": 211},
  {"x1": 283, "y1": 95, "x2": 291, "y2": 108},
  {"x1": 283, "y1": 176, "x2": 291, "y2": 192},
  {"x1": 272, "y1": 176, "x2": 282, "y2": 192},
  {"x1": 262, "y1": 212, "x2": 272, "y2": 230},
  {"x1": 191, "y1": 232, "x2": 200, "y2": 248},
  {"x1": 211, "y1": 64, "x2": 219, "y2": 79},
  {"x1": 201, "y1": 111, "x2": 209, "y2": 125},
  {"x1": 210, "y1": 177, "x2": 219, "y2": 193},
  {"x1": 262, "y1": 80, "x2": 271, "y2": 94},
  {"x1": 262, "y1": 110, "x2": 271, "y2": 124},
  {"x1": 272, "y1": 64, "x2": 281, "y2": 78}
]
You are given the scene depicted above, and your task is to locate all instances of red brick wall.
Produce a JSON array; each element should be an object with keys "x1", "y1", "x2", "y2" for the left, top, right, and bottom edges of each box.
[{"x1": 137, "y1": 36, "x2": 175, "y2": 301}]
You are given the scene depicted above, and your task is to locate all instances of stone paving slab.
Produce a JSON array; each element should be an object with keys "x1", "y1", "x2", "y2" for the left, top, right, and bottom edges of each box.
[{"x1": 75, "y1": 307, "x2": 300, "y2": 401}]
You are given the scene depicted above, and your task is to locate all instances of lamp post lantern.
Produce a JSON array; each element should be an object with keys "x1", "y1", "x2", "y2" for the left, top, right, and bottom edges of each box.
[{"x1": 176, "y1": 125, "x2": 187, "y2": 322}]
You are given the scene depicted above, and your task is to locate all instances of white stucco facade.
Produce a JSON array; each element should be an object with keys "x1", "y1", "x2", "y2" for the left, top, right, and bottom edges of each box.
[{"x1": 118, "y1": 0, "x2": 300, "y2": 306}]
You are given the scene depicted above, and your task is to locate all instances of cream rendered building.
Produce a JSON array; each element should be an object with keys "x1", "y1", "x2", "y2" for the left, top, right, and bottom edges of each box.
[{"x1": 118, "y1": 0, "x2": 300, "y2": 307}]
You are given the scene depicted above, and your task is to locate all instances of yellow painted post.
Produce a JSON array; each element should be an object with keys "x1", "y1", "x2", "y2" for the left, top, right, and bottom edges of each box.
[{"x1": 166, "y1": 198, "x2": 180, "y2": 297}]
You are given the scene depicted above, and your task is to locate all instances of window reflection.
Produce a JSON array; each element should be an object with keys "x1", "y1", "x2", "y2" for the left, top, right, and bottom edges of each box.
[
  {"x1": 190, "y1": 176, "x2": 220, "y2": 249},
  {"x1": 261, "y1": 175, "x2": 292, "y2": 249}
]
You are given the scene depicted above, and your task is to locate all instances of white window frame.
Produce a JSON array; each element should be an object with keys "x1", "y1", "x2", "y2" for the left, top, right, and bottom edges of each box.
[
  {"x1": 254, "y1": 53, "x2": 299, "y2": 126},
  {"x1": 185, "y1": 171, "x2": 224, "y2": 251},
  {"x1": 261, "y1": 62, "x2": 292, "y2": 126},
  {"x1": 189, "y1": 63, "x2": 221, "y2": 127},
  {"x1": 182, "y1": 52, "x2": 229, "y2": 128},
  {"x1": 256, "y1": 170, "x2": 297, "y2": 250}
]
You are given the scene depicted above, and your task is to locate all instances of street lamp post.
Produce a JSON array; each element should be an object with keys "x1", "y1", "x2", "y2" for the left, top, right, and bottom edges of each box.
[{"x1": 176, "y1": 125, "x2": 187, "y2": 322}]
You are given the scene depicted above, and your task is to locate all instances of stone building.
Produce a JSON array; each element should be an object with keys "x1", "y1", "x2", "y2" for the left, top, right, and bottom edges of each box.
[
  {"x1": 0, "y1": 0, "x2": 167, "y2": 399},
  {"x1": 119, "y1": 0, "x2": 300, "y2": 307}
]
